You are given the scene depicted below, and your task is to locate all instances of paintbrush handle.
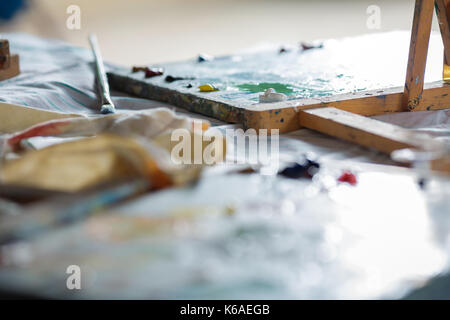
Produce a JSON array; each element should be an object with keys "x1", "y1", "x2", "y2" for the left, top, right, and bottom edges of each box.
[
  {"x1": 88, "y1": 34, "x2": 115, "y2": 112},
  {"x1": 0, "y1": 179, "x2": 150, "y2": 244}
]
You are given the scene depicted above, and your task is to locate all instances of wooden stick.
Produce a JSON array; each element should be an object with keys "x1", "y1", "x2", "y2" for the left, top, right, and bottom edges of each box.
[
  {"x1": 402, "y1": 0, "x2": 435, "y2": 111},
  {"x1": 298, "y1": 107, "x2": 439, "y2": 154}
]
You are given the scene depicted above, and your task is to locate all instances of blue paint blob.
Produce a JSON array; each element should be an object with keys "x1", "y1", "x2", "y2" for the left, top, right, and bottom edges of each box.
[{"x1": 279, "y1": 158, "x2": 320, "y2": 179}]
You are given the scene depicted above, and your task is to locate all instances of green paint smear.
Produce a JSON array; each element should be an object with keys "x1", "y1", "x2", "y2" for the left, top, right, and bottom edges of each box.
[{"x1": 236, "y1": 82, "x2": 295, "y2": 94}]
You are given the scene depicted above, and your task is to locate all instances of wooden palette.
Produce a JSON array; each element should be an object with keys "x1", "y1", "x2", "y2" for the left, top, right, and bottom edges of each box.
[{"x1": 108, "y1": 31, "x2": 445, "y2": 131}]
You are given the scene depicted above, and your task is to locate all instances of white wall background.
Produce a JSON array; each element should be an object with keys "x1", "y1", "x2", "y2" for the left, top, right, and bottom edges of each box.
[{"x1": 0, "y1": 0, "x2": 442, "y2": 65}]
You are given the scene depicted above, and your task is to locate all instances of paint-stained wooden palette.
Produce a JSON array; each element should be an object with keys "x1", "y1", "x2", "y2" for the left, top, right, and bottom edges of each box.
[{"x1": 108, "y1": 31, "x2": 446, "y2": 133}]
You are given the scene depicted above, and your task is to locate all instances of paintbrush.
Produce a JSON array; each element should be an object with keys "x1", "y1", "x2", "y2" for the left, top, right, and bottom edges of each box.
[
  {"x1": 0, "y1": 179, "x2": 150, "y2": 244},
  {"x1": 88, "y1": 34, "x2": 116, "y2": 114}
]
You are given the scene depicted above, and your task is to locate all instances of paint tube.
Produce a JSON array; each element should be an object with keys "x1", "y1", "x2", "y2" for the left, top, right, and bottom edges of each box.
[{"x1": 259, "y1": 88, "x2": 287, "y2": 103}]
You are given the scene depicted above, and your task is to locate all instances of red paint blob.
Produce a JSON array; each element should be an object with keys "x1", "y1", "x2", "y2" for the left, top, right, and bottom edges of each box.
[
  {"x1": 145, "y1": 68, "x2": 163, "y2": 78},
  {"x1": 338, "y1": 171, "x2": 357, "y2": 185}
]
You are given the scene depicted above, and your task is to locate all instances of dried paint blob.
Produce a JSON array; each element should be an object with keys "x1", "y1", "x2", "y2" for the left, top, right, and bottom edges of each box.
[
  {"x1": 197, "y1": 54, "x2": 213, "y2": 63},
  {"x1": 237, "y1": 82, "x2": 295, "y2": 95},
  {"x1": 279, "y1": 158, "x2": 320, "y2": 179},
  {"x1": 198, "y1": 84, "x2": 219, "y2": 92},
  {"x1": 417, "y1": 177, "x2": 427, "y2": 189},
  {"x1": 165, "y1": 75, "x2": 194, "y2": 83},
  {"x1": 131, "y1": 66, "x2": 164, "y2": 78},
  {"x1": 337, "y1": 171, "x2": 357, "y2": 185},
  {"x1": 132, "y1": 66, "x2": 147, "y2": 73},
  {"x1": 259, "y1": 88, "x2": 287, "y2": 103},
  {"x1": 145, "y1": 68, "x2": 164, "y2": 78},
  {"x1": 301, "y1": 42, "x2": 324, "y2": 51}
]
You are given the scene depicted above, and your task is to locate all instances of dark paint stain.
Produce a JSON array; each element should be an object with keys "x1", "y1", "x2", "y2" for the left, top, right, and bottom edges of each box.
[{"x1": 279, "y1": 158, "x2": 320, "y2": 179}]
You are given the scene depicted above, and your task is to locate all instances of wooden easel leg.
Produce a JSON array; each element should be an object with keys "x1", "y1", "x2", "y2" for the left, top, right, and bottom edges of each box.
[
  {"x1": 435, "y1": 0, "x2": 450, "y2": 80},
  {"x1": 402, "y1": 0, "x2": 434, "y2": 111}
]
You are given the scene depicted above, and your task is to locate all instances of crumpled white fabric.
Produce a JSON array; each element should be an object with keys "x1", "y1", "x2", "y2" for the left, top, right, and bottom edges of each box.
[{"x1": 0, "y1": 108, "x2": 204, "y2": 157}]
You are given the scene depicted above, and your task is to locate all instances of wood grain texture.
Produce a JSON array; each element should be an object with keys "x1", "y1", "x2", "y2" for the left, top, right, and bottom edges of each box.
[
  {"x1": 243, "y1": 81, "x2": 450, "y2": 132},
  {"x1": 108, "y1": 72, "x2": 245, "y2": 124},
  {"x1": 298, "y1": 107, "x2": 449, "y2": 173},
  {"x1": 402, "y1": 0, "x2": 434, "y2": 111},
  {"x1": 0, "y1": 54, "x2": 20, "y2": 81},
  {"x1": 298, "y1": 107, "x2": 437, "y2": 154}
]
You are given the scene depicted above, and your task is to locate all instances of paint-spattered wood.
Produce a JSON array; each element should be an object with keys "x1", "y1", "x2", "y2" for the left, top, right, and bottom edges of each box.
[
  {"x1": 298, "y1": 107, "x2": 437, "y2": 154},
  {"x1": 109, "y1": 29, "x2": 450, "y2": 133},
  {"x1": 402, "y1": 0, "x2": 434, "y2": 111},
  {"x1": 109, "y1": 69, "x2": 450, "y2": 133},
  {"x1": 108, "y1": 72, "x2": 245, "y2": 124},
  {"x1": 243, "y1": 81, "x2": 450, "y2": 132}
]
